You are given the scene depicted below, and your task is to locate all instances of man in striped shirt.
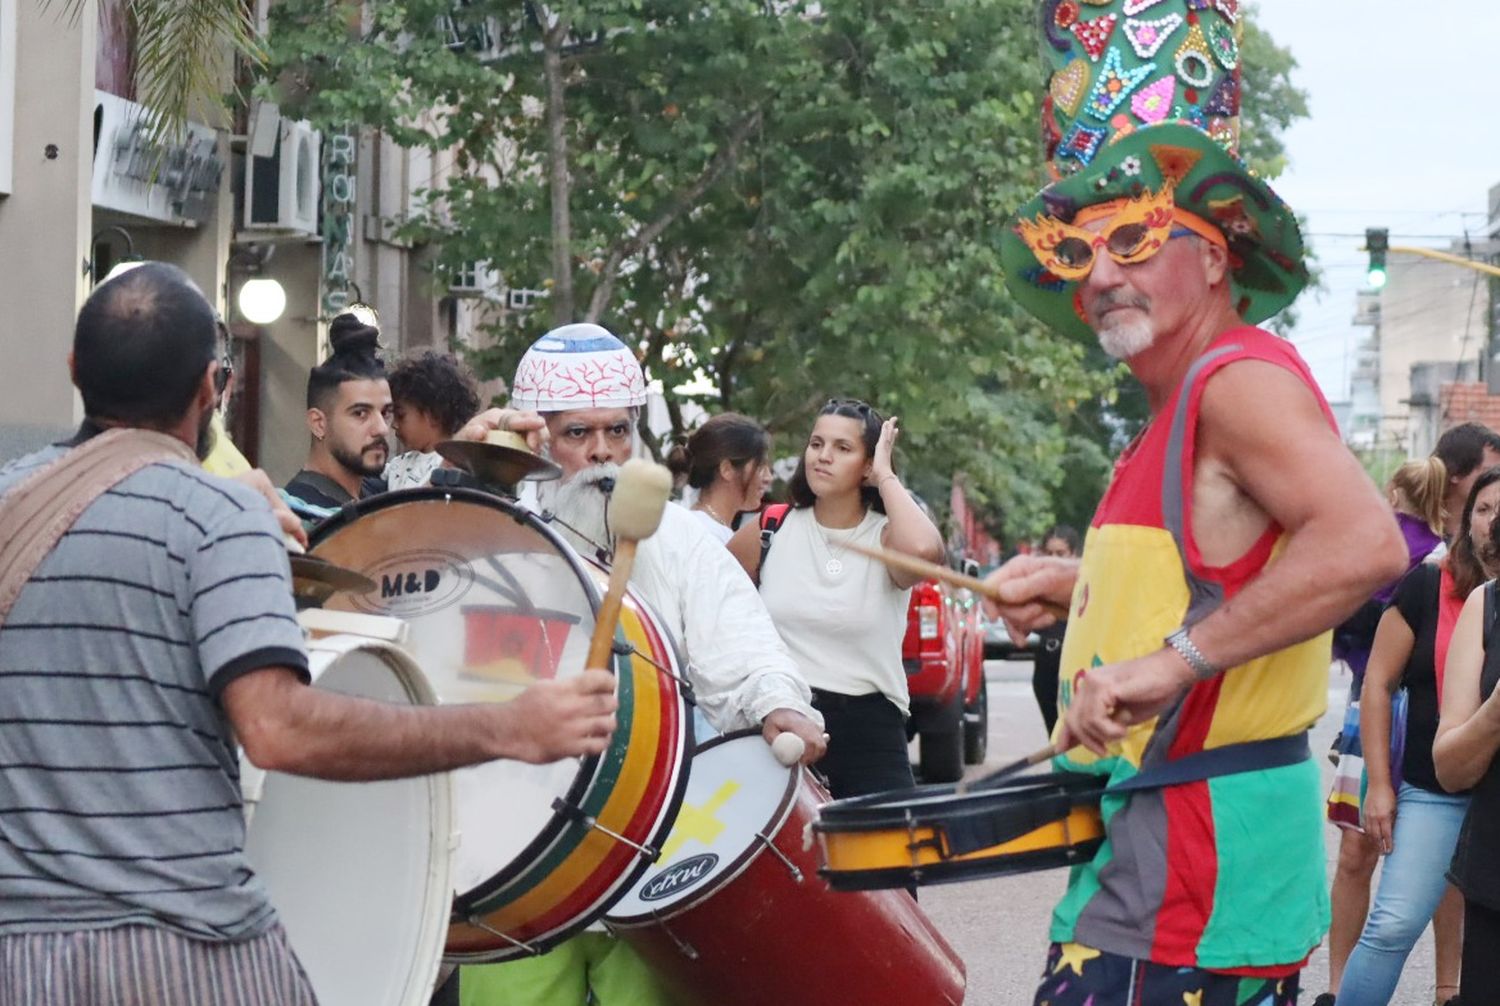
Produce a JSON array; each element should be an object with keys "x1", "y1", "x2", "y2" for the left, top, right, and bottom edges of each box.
[{"x1": 0, "y1": 263, "x2": 619, "y2": 1006}]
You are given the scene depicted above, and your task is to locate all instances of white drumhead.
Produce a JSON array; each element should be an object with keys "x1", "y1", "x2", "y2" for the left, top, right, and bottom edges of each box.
[
  {"x1": 243, "y1": 635, "x2": 453, "y2": 1006},
  {"x1": 606, "y1": 733, "x2": 796, "y2": 923},
  {"x1": 312, "y1": 494, "x2": 601, "y2": 896}
]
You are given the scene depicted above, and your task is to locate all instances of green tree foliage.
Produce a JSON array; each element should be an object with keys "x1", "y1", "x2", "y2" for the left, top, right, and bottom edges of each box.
[
  {"x1": 262, "y1": 0, "x2": 1304, "y2": 544},
  {"x1": 1238, "y1": 3, "x2": 1308, "y2": 183}
]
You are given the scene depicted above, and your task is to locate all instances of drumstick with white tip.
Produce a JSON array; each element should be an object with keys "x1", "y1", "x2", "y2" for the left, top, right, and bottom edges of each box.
[
  {"x1": 771, "y1": 732, "x2": 806, "y2": 767},
  {"x1": 584, "y1": 459, "x2": 674, "y2": 673}
]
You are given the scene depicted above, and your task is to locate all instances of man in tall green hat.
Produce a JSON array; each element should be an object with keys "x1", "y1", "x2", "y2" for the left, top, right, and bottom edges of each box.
[{"x1": 983, "y1": 1, "x2": 1409, "y2": 1001}]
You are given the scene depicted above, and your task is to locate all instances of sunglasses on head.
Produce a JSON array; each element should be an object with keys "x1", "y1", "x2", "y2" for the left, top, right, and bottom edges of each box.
[{"x1": 213, "y1": 318, "x2": 234, "y2": 397}]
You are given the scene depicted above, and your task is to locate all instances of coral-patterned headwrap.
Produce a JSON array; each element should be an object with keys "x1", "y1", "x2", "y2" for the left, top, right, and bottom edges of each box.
[{"x1": 510, "y1": 323, "x2": 648, "y2": 412}]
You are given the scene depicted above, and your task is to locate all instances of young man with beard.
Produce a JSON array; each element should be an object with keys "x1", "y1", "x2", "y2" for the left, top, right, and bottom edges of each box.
[
  {"x1": 453, "y1": 323, "x2": 827, "y2": 1006},
  {"x1": 0, "y1": 264, "x2": 620, "y2": 1005},
  {"x1": 982, "y1": 3, "x2": 1408, "y2": 1002},
  {"x1": 283, "y1": 311, "x2": 392, "y2": 509}
]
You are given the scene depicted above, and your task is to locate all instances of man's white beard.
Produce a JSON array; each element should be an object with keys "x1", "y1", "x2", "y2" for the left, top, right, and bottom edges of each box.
[
  {"x1": 1097, "y1": 316, "x2": 1156, "y2": 360},
  {"x1": 538, "y1": 462, "x2": 620, "y2": 560}
]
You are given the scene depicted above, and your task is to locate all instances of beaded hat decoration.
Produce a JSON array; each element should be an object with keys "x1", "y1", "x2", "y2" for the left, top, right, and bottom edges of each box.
[
  {"x1": 510, "y1": 323, "x2": 648, "y2": 413},
  {"x1": 1000, "y1": 0, "x2": 1308, "y2": 341}
]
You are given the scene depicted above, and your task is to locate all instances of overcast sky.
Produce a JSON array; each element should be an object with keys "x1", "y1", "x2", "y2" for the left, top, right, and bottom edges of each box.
[{"x1": 1252, "y1": 1, "x2": 1500, "y2": 402}]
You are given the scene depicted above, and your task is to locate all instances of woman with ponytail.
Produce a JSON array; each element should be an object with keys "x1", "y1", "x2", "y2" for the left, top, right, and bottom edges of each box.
[{"x1": 666, "y1": 413, "x2": 772, "y2": 544}]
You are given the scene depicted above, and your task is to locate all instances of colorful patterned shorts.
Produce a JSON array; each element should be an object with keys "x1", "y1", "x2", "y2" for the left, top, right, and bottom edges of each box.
[{"x1": 1034, "y1": 942, "x2": 1300, "y2": 1006}]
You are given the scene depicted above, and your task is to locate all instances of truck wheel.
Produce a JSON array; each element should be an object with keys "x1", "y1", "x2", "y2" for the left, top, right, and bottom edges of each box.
[
  {"x1": 963, "y1": 676, "x2": 988, "y2": 765},
  {"x1": 919, "y1": 690, "x2": 965, "y2": 783}
]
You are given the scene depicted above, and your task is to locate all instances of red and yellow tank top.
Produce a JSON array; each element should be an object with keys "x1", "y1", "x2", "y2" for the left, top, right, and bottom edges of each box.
[{"x1": 1050, "y1": 326, "x2": 1333, "y2": 973}]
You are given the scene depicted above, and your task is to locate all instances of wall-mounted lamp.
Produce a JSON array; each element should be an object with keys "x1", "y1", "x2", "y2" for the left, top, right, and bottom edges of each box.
[
  {"x1": 229, "y1": 243, "x2": 287, "y2": 325},
  {"x1": 238, "y1": 277, "x2": 287, "y2": 324},
  {"x1": 83, "y1": 225, "x2": 145, "y2": 284}
]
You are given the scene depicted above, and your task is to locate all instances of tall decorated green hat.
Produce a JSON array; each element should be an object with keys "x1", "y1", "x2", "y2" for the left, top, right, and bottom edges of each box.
[{"x1": 1000, "y1": 0, "x2": 1308, "y2": 340}]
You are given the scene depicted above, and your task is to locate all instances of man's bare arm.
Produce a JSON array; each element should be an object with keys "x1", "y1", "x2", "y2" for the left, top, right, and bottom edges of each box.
[
  {"x1": 1060, "y1": 361, "x2": 1407, "y2": 754},
  {"x1": 1185, "y1": 359, "x2": 1406, "y2": 670},
  {"x1": 223, "y1": 667, "x2": 618, "y2": 780}
]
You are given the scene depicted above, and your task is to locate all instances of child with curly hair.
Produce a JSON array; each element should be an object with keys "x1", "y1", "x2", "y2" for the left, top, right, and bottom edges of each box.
[{"x1": 384, "y1": 349, "x2": 483, "y2": 490}]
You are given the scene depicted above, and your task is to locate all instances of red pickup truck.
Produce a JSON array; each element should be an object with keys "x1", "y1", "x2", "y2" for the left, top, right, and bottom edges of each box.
[{"x1": 903, "y1": 567, "x2": 987, "y2": 783}]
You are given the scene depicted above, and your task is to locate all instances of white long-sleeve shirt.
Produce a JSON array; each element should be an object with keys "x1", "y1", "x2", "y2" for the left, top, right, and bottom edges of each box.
[{"x1": 631, "y1": 503, "x2": 822, "y2": 732}]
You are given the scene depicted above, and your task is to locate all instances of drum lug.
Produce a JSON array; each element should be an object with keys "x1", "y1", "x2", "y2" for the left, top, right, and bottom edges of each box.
[
  {"x1": 754, "y1": 830, "x2": 803, "y2": 883},
  {"x1": 903, "y1": 807, "x2": 943, "y2": 885},
  {"x1": 464, "y1": 915, "x2": 541, "y2": 957},
  {"x1": 652, "y1": 909, "x2": 699, "y2": 961},
  {"x1": 552, "y1": 798, "x2": 660, "y2": 862}
]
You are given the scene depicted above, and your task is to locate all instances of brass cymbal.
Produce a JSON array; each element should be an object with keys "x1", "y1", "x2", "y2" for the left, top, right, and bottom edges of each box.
[
  {"x1": 289, "y1": 554, "x2": 376, "y2": 609},
  {"x1": 436, "y1": 432, "x2": 562, "y2": 487}
]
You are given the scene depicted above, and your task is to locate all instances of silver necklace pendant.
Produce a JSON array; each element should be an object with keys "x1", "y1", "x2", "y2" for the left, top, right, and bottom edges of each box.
[{"x1": 824, "y1": 557, "x2": 844, "y2": 576}]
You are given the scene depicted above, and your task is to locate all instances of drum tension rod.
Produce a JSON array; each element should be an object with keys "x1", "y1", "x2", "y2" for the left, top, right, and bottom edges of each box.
[
  {"x1": 753, "y1": 831, "x2": 803, "y2": 883},
  {"x1": 464, "y1": 916, "x2": 540, "y2": 957},
  {"x1": 608, "y1": 640, "x2": 697, "y2": 700},
  {"x1": 651, "y1": 908, "x2": 699, "y2": 960},
  {"x1": 551, "y1": 798, "x2": 660, "y2": 862}
]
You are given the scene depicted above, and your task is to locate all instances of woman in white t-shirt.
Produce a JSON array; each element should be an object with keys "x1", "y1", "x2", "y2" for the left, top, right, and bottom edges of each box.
[
  {"x1": 729, "y1": 398, "x2": 944, "y2": 797},
  {"x1": 668, "y1": 413, "x2": 772, "y2": 544}
]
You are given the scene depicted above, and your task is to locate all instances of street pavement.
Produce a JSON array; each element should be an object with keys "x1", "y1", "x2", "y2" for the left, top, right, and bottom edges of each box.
[{"x1": 908, "y1": 659, "x2": 1439, "y2": 1005}]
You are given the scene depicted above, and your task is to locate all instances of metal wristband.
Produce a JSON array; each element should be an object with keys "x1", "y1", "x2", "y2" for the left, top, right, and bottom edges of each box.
[{"x1": 1164, "y1": 627, "x2": 1219, "y2": 680}]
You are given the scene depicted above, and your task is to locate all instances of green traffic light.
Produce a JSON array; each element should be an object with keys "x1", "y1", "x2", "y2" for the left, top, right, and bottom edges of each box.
[{"x1": 1365, "y1": 227, "x2": 1389, "y2": 290}]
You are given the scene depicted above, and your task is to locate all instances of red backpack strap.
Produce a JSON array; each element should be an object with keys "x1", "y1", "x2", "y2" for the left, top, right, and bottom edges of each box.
[{"x1": 757, "y1": 504, "x2": 792, "y2": 585}]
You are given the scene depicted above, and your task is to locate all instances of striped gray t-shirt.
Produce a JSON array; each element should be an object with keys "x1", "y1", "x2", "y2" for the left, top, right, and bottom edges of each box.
[{"x1": 0, "y1": 441, "x2": 309, "y2": 941}]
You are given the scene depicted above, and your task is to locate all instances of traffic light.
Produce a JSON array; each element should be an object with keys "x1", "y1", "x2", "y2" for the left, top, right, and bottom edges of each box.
[{"x1": 1366, "y1": 227, "x2": 1389, "y2": 290}]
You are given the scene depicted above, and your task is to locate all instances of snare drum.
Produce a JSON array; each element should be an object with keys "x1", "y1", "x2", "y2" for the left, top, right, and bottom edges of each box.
[
  {"x1": 814, "y1": 771, "x2": 1105, "y2": 891},
  {"x1": 309, "y1": 487, "x2": 692, "y2": 962},
  {"x1": 242, "y1": 630, "x2": 452, "y2": 1006},
  {"x1": 605, "y1": 733, "x2": 966, "y2": 1006}
]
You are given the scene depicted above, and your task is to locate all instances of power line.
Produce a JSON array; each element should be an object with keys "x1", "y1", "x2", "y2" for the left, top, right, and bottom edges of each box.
[
  {"x1": 1299, "y1": 207, "x2": 1487, "y2": 217},
  {"x1": 1306, "y1": 232, "x2": 1486, "y2": 242}
]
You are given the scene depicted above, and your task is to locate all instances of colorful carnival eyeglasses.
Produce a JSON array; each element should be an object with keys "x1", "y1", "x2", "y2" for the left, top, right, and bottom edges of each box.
[{"x1": 1015, "y1": 186, "x2": 1191, "y2": 282}]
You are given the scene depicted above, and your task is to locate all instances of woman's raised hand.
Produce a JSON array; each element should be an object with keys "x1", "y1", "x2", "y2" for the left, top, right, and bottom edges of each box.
[{"x1": 867, "y1": 416, "x2": 899, "y2": 487}]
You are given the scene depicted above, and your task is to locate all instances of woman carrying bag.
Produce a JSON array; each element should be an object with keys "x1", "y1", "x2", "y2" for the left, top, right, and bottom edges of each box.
[{"x1": 730, "y1": 398, "x2": 944, "y2": 798}]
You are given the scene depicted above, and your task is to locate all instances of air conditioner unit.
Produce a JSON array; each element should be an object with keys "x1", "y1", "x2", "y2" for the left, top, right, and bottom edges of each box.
[{"x1": 244, "y1": 118, "x2": 321, "y2": 235}]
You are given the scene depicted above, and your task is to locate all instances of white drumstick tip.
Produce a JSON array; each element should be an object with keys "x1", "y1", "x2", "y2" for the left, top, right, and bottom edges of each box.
[
  {"x1": 609, "y1": 458, "x2": 673, "y2": 541},
  {"x1": 771, "y1": 732, "x2": 805, "y2": 767}
]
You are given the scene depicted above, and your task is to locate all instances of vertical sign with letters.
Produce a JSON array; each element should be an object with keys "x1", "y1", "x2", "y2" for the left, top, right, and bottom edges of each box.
[{"x1": 321, "y1": 128, "x2": 357, "y2": 316}]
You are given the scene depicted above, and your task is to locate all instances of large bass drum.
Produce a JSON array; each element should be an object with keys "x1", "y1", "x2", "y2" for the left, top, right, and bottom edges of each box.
[
  {"x1": 309, "y1": 487, "x2": 693, "y2": 962},
  {"x1": 241, "y1": 629, "x2": 453, "y2": 1006},
  {"x1": 605, "y1": 732, "x2": 966, "y2": 1006}
]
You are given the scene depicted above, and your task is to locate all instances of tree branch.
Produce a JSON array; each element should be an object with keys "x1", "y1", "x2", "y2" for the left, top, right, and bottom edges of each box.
[
  {"x1": 542, "y1": 11, "x2": 576, "y2": 324},
  {"x1": 584, "y1": 108, "x2": 763, "y2": 323}
]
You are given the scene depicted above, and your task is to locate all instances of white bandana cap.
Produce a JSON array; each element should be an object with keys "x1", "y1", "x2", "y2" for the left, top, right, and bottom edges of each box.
[{"x1": 510, "y1": 323, "x2": 647, "y2": 412}]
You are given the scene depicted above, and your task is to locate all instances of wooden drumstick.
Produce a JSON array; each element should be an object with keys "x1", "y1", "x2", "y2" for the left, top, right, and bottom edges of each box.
[
  {"x1": 584, "y1": 459, "x2": 674, "y2": 672},
  {"x1": 957, "y1": 682, "x2": 1131, "y2": 795},
  {"x1": 958, "y1": 743, "x2": 1058, "y2": 795},
  {"x1": 844, "y1": 541, "x2": 1071, "y2": 620}
]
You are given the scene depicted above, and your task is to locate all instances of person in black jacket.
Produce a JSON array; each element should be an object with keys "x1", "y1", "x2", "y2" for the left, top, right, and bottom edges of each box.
[{"x1": 1031, "y1": 525, "x2": 1079, "y2": 737}]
